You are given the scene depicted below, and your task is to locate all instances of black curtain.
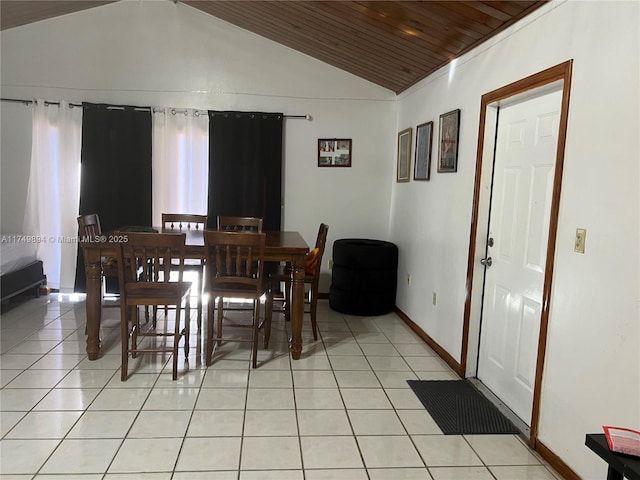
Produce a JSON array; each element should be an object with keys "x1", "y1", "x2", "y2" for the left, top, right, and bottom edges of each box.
[
  {"x1": 74, "y1": 103, "x2": 153, "y2": 292},
  {"x1": 207, "y1": 111, "x2": 283, "y2": 231}
]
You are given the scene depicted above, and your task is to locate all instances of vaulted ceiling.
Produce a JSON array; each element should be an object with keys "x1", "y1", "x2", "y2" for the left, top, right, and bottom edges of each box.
[{"x1": 1, "y1": 0, "x2": 546, "y2": 93}]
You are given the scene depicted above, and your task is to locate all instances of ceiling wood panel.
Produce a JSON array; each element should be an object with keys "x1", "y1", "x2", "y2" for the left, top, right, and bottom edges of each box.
[
  {"x1": 1, "y1": 0, "x2": 546, "y2": 93},
  {"x1": 186, "y1": 0, "x2": 547, "y2": 93}
]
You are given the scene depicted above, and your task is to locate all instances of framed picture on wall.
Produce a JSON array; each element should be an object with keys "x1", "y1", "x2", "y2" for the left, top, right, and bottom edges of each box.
[
  {"x1": 438, "y1": 109, "x2": 460, "y2": 173},
  {"x1": 397, "y1": 127, "x2": 412, "y2": 182},
  {"x1": 414, "y1": 121, "x2": 433, "y2": 181},
  {"x1": 318, "y1": 138, "x2": 352, "y2": 167}
]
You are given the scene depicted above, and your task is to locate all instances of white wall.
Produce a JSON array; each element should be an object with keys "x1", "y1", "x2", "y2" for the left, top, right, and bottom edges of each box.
[
  {"x1": 0, "y1": 0, "x2": 397, "y2": 292},
  {"x1": 3, "y1": 0, "x2": 639, "y2": 476},
  {"x1": 0, "y1": 101, "x2": 32, "y2": 233},
  {"x1": 392, "y1": 1, "x2": 640, "y2": 478}
]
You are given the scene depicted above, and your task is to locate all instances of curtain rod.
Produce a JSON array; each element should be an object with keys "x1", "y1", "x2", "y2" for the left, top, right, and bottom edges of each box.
[{"x1": 0, "y1": 98, "x2": 311, "y2": 119}]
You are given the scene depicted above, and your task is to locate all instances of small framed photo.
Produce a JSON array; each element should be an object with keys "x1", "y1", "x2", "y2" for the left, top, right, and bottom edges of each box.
[
  {"x1": 414, "y1": 121, "x2": 433, "y2": 181},
  {"x1": 397, "y1": 128, "x2": 412, "y2": 182},
  {"x1": 318, "y1": 138, "x2": 352, "y2": 167},
  {"x1": 438, "y1": 109, "x2": 460, "y2": 173}
]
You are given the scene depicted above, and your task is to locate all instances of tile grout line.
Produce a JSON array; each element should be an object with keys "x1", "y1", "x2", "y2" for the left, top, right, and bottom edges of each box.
[
  {"x1": 172, "y1": 308, "x2": 203, "y2": 478},
  {"x1": 330, "y1": 311, "x2": 373, "y2": 480},
  {"x1": 0, "y1": 297, "x2": 565, "y2": 478},
  {"x1": 284, "y1": 315, "x2": 308, "y2": 479}
]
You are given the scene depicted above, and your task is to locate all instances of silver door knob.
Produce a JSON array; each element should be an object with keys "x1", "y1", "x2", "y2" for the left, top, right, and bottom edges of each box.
[{"x1": 480, "y1": 257, "x2": 493, "y2": 267}]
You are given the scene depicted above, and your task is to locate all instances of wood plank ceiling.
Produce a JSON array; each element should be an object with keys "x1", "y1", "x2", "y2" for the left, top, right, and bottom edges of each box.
[{"x1": 1, "y1": 0, "x2": 546, "y2": 93}]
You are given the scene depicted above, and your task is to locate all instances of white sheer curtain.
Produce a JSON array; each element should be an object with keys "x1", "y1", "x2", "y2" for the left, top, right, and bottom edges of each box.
[
  {"x1": 23, "y1": 99, "x2": 82, "y2": 291},
  {"x1": 152, "y1": 108, "x2": 209, "y2": 226}
]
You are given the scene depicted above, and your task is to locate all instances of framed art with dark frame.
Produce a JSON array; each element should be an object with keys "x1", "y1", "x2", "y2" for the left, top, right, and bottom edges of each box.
[
  {"x1": 414, "y1": 121, "x2": 433, "y2": 181},
  {"x1": 318, "y1": 138, "x2": 352, "y2": 167},
  {"x1": 397, "y1": 128, "x2": 412, "y2": 182},
  {"x1": 438, "y1": 109, "x2": 460, "y2": 173}
]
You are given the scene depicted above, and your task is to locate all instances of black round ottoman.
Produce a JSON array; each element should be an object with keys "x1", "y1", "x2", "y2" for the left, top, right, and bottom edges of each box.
[{"x1": 329, "y1": 238, "x2": 398, "y2": 316}]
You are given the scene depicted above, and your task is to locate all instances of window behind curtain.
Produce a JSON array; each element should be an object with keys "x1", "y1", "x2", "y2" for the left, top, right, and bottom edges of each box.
[{"x1": 152, "y1": 108, "x2": 209, "y2": 226}]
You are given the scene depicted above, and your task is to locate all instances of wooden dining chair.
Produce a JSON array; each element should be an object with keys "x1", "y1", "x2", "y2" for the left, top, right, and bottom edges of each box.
[
  {"x1": 115, "y1": 231, "x2": 192, "y2": 381},
  {"x1": 77, "y1": 213, "x2": 119, "y2": 307},
  {"x1": 161, "y1": 213, "x2": 207, "y2": 330},
  {"x1": 204, "y1": 230, "x2": 267, "y2": 368},
  {"x1": 264, "y1": 223, "x2": 329, "y2": 348},
  {"x1": 216, "y1": 216, "x2": 264, "y2": 315}
]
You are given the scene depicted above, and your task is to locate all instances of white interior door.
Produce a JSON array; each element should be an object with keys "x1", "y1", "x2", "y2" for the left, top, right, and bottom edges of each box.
[{"x1": 477, "y1": 89, "x2": 562, "y2": 425}]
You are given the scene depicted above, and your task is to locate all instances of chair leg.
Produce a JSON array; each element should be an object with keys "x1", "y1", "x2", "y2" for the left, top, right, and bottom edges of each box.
[
  {"x1": 173, "y1": 303, "x2": 180, "y2": 381},
  {"x1": 184, "y1": 299, "x2": 191, "y2": 358},
  {"x1": 264, "y1": 286, "x2": 273, "y2": 349},
  {"x1": 284, "y1": 279, "x2": 291, "y2": 323},
  {"x1": 216, "y1": 298, "x2": 224, "y2": 347},
  {"x1": 152, "y1": 306, "x2": 158, "y2": 328},
  {"x1": 252, "y1": 299, "x2": 260, "y2": 368},
  {"x1": 121, "y1": 305, "x2": 129, "y2": 381},
  {"x1": 131, "y1": 306, "x2": 139, "y2": 358},
  {"x1": 310, "y1": 293, "x2": 318, "y2": 341},
  {"x1": 206, "y1": 297, "x2": 215, "y2": 366}
]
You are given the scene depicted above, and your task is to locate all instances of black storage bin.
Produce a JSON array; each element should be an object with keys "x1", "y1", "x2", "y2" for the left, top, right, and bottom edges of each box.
[{"x1": 329, "y1": 238, "x2": 398, "y2": 316}]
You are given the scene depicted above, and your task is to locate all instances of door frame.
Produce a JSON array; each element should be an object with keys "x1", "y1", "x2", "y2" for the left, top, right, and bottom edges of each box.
[{"x1": 460, "y1": 60, "x2": 573, "y2": 446}]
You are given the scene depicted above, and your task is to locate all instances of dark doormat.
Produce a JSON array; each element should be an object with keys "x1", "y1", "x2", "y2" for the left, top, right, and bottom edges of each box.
[{"x1": 407, "y1": 380, "x2": 521, "y2": 435}]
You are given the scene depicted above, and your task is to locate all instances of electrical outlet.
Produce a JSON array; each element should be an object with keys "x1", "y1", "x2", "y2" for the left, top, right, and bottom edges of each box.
[
  {"x1": 407, "y1": 274, "x2": 411, "y2": 286},
  {"x1": 432, "y1": 292, "x2": 437, "y2": 306},
  {"x1": 574, "y1": 228, "x2": 586, "y2": 254}
]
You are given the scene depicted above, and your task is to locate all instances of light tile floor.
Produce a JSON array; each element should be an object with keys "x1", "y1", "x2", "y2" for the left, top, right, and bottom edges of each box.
[{"x1": 0, "y1": 293, "x2": 564, "y2": 479}]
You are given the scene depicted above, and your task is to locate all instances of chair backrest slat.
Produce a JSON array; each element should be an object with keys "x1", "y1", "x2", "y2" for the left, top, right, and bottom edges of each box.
[
  {"x1": 162, "y1": 213, "x2": 207, "y2": 232},
  {"x1": 117, "y1": 232, "x2": 187, "y2": 286},
  {"x1": 316, "y1": 223, "x2": 329, "y2": 252},
  {"x1": 205, "y1": 231, "x2": 266, "y2": 292},
  {"x1": 77, "y1": 213, "x2": 102, "y2": 239},
  {"x1": 217, "y1": 216, "x2": 263, "y2": 233},
  {"x1": 311, "y1": 223, "x2": 329, "y2": 282}
]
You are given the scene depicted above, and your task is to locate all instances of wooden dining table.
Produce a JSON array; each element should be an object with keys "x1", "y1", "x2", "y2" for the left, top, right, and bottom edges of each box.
[{"x1": 80, "y1": 228, "x2": 310, "y2": 361}]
